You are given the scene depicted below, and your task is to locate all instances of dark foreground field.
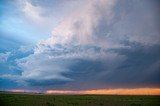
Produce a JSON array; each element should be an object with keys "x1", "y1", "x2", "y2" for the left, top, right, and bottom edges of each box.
[{"x1": 0, "y1": 93, "x2": 160, "y2": 106}]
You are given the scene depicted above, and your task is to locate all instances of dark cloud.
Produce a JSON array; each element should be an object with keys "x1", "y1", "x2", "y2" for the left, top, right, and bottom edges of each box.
[
  {"x1": 50, "y1": 44, "x2": 160, "y2": 90},
  {"x1": 100, "y1": 43, "x2": 160, "y2": 88}
]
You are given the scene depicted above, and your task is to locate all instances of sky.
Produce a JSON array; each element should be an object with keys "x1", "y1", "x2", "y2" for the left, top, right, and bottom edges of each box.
[{"x1": 0, "y1": 0, "x2": 160, "y2": 94}]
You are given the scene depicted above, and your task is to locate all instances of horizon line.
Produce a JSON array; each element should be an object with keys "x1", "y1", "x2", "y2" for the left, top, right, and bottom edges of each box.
[{"x1": 1, "y1": 88, "x2": 160, "y2": 95}]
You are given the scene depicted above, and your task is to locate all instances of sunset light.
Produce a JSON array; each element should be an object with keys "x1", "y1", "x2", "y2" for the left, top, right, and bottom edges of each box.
[{"x1": 47, "y1": 88, "x2": 160, "y2": 95}]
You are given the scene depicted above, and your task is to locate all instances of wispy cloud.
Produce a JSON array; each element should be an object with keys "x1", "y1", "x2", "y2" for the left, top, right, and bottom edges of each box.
[
  {"x1": 22, "y1": 0, "x2": 46, "y2": 23},
  {"x1": 0, "y1": 52, "x2": 11, "y2": 63}
]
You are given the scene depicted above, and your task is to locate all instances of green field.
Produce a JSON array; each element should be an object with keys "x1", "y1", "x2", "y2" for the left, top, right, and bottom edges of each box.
[{"x1": 0, "y1": 93, "x2": 160, "y2": 106}]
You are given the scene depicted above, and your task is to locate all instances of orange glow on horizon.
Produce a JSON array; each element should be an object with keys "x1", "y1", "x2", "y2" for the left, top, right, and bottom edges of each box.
[{"x1": 46, "y1": 88, "x2": 160, "y2": 95}]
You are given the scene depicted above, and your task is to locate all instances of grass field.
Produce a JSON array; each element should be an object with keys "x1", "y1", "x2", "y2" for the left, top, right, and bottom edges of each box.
[{"x1": 0, "y1": 93, "x2": 160, "y2": 106}]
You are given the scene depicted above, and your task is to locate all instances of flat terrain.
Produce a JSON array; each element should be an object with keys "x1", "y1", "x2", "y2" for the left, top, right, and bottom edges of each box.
[{"x1": 0, "y1": 93, "x2": 160, "y2": 106}]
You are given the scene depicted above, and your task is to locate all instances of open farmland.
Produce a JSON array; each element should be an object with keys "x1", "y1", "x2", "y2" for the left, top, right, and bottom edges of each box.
[{"x1": 0, "y1": 93, "x2": 160, "y2": 106}]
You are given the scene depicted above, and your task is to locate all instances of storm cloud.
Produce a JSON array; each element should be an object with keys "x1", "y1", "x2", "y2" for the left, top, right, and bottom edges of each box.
[{"x1": 0, "y1": 0, "x2": 160, "y2": 90}]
